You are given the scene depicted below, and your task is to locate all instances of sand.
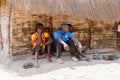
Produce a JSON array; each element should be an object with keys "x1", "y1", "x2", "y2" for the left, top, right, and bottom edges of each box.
[{"x1": 0, "y1": 50, "x2": 120, "y2": 80}]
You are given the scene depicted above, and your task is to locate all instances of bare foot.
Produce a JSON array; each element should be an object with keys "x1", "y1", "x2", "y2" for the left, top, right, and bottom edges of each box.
[
  {"x1": 34, "y1": 63, "x2": 39, "y2": 68},
  {"x1": 48, "y1": 59, "x2": 53, "y2": 62}
]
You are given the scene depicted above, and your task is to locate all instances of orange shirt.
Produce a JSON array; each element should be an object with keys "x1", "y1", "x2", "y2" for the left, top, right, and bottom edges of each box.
[{"x1": 31, "y1": 32, "x2": 50, "y2": 48}]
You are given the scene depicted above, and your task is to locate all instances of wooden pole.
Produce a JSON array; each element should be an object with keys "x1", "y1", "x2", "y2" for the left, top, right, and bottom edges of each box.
[
  {"x1": 48, "y1": 16, "x2": 53, "y2": 36},
  {"x1": 0, "y1": 0, "x2": 3, "y2": 51},
  {"x1": 0, "y1": 25, "x2": 3, "y2": 51},
  {"x1": 8, "y1": 0, "x2": 12, "y2": 57},
  {"x1": 87, "y1": 19, "x2": 93, "y2": 49}
]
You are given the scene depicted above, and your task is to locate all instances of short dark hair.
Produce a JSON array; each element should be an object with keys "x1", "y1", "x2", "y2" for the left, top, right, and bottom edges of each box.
[
  {"x1": 67, "y1": 24, "x2": 72, "y2": 27},
  {"x1": 67, "y1": 24, "x2": 73, "y2": 32},
  {"x1": 60, "y1": 23, "x2": 68, "y2": 29},
  {"x1": 35, "y1": 23, "x2": 44, "y2": 31}
]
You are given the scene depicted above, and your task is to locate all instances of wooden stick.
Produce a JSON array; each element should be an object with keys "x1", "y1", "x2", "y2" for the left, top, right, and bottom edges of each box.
[
  {"x1": 8, "y1": 0, "x2": 12, "y2": 58},
  {"x1": 0, "y1": 25, "x2": 3, "y2": 50},
  {"x1": 87, "y1": 19, "x2": 93, "y2": 49},
  {"x1": 0, "y1": 0, "x2": 3, "y2": 50},
  {"x1": 48, "y1": 16, "x2": 53, "y2": 36}
]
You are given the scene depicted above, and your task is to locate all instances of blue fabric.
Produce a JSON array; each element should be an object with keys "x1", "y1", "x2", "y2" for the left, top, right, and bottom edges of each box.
[
  {"x1": 54, "y1": 29, "x2": 72, "y2": 42},
  {"x1": 114, "y1": 54, "x2": 119, "y2": 59},
  {"x1": 93, "y1": 51, "x2": 101, "y2": 60}
]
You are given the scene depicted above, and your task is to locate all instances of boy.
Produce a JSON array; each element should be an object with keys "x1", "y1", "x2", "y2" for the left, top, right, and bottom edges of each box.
[
  {"x1": 31, "y1": 23, "x2": 53, "y2": 67},
  {"x1": 67, "y1": 24, "x2": 86, "y2": 57},
  {"x1": 53, "y1": 23, "x2": 81, "y2": 63}
]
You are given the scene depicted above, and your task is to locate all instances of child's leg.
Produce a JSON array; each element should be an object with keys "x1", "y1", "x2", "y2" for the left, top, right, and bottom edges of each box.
[
  {"x1": 77, "y1": 46, "x2": 86, "y2": 57},
  {"x1": 66, "y1": 38, "x2": 78, "y2": 57},
  {"x1": 34, "y1": 45, "x2": 41, "y2": 67},
  {"x1": 35, "y1": 50, "x2": 39, "y2": 67},
  {"x1": 55, "y1": 41, "x2": 64, "y2": 63},
  {"x1": 46, "y1": 44, "x2": 52, "y2": 62},
  {"x1": 66, "y1": 38, "x2": 81, "y2": 61},
  {"x1": 56, "y1": 41, "x2": 62, "y2": 58}
]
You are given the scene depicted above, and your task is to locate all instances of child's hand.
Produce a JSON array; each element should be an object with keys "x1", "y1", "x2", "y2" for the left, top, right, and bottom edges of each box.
[
  {"x1": 63, "y1": 44, "x2": 70, "y2": 51},
  {"x1": 78, "y1": 47, "x2": 82, "y2": 53},
  {"x1": 41, "y1": 45, "x2": 45, "y2": 53}
]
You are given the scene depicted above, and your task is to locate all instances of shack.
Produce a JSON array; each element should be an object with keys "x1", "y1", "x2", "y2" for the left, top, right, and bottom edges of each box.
[{"x1": 0, "y1": 0, "x2": 120, "y2": 56}]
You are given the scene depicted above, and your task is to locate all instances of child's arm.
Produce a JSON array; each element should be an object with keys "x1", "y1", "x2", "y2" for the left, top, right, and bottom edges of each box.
[
  {"x1": 41, "y1": 37, "x2": 53, "y2": 53},
  {"x1": 44, "y1": 37, "x2": 53, "y2": 45},
  {"x1": 71, "y1": 34, "x2": 82, "y2": 53},
  {"x1": 57, "y1": 37, "x2": 70, "y2": 51},
  {"x1": 71, "y1": 34, "x2": 82, "y2": 48}
]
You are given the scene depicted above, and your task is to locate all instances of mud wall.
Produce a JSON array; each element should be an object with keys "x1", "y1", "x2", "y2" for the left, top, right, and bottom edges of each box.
[
  {"x1": 10, "y1": 10, "x2": 50, "y2": 55},
  {"x1": 10, "y1": 10, "x2": 117, "y2": 55},
  {"x1": 53, "y1": 15, "x2": 116, "y2": 48}
]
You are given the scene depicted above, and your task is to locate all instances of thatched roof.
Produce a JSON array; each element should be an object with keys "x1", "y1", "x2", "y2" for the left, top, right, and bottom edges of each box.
[{"x1": 10, "y1": 0, "x2": 120, "y2": 22}]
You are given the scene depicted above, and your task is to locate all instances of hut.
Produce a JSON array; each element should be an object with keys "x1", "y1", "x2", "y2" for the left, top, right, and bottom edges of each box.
[{"x1": 0, "y1": 0, "x2": 120, "y2": 56}]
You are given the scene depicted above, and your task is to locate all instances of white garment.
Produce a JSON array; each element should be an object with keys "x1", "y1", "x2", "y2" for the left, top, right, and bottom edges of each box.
[{"x1": 117, "y1": 24, "x2": 120, "y2": 32}]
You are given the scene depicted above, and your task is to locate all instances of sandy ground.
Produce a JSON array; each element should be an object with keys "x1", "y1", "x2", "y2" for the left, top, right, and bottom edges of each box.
[{"x1": 0, "y1": 50, "x2": 120, "y2": 80}]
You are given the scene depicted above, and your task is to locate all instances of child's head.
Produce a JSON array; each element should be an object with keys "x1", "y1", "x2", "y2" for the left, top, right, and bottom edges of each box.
[
  {"x1": 60, "y1": 23, "x2": 69, "y2": 32},
  {"x1": 67, "y1": 24, "x2": 73, "y2": 32},
  {"x1": 36, "y1": 23, "x2": 44, "y2": 33}
]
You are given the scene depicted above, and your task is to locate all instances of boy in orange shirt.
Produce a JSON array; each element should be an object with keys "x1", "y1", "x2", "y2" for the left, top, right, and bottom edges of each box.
[{"x1": 31, "y1": 23, "x2": 53, "y2": 67}]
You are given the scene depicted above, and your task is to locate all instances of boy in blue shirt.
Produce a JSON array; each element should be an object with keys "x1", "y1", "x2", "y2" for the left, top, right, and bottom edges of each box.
[{"x1": 54, "y1": 23, "x2": 82, "y2": 63}]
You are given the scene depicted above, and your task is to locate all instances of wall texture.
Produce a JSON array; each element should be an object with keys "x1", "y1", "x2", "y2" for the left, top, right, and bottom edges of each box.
[{"x1": 10, "y1": 11, "x2": 116, "y2": 55}]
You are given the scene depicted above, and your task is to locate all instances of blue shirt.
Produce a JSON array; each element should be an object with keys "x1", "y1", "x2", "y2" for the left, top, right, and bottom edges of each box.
[{"x1": 54, "y1": 29, "x2": 72, "y2": 42}]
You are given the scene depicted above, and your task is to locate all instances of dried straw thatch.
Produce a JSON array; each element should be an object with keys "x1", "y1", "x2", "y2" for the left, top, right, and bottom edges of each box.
[{"x1": 11, "y1": 0, "x2": 120, "y2": 22}]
